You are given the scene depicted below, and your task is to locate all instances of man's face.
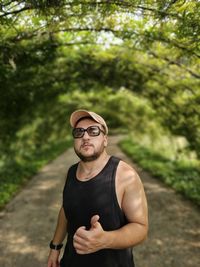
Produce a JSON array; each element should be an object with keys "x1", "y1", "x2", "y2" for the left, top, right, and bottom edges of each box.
[{"x1": 73, "y1": 118, "x2": 108, "y2": 162}]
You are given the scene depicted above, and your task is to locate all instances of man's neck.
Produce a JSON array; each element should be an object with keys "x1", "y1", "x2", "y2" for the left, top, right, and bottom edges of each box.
[{"x1": 77, "y1": 152, "x2": 110, "y2": 180}]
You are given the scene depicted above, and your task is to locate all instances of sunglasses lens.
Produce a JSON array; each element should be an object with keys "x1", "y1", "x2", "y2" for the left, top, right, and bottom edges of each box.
[
  {"x1": 73, "y1": 128, "x2": 84, "y2": 138},
  {"x1": 87, "y1": 126, "x2": 100, "y2": 136}
]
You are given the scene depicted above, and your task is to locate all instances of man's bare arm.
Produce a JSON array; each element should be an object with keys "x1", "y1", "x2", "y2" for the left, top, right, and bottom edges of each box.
[
  {"x1": 51, "y1": 206, "x2": 68, "y2": 244},
  {"x1": 47, "y1": 207, "x2": 67, "y2": 267},
  {"x1": 106, "y1": 162, "x2": 148, "y2": 249}
]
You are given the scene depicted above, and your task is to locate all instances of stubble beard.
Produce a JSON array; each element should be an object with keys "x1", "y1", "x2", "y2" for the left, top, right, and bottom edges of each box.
[{"x1": 74, "y1": 144, "x2": 105, "y2": 162}]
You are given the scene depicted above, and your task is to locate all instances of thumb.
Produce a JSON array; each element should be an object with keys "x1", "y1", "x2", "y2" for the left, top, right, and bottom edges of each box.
[
  {"x1": 78, "y1": 226, "x2": 87, "y2": 232},
  {"x1": 90, "y1": 214, "x2": 100, "y2": 228},
  {"x1": 76, "y1": 225, "x2": 86, "y2": 235}
]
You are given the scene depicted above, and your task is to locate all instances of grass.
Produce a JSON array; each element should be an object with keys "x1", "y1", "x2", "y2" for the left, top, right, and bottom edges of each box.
[
  {"x1": 119, "y1": 137, "x2": 200, "y2": 207},
  {"x1": 0, "y1": 137, "x2": 73, "y2": 210}
]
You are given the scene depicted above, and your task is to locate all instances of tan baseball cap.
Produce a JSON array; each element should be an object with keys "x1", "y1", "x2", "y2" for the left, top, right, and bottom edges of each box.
[{"x1": 70, "y1": 109, "x2": 108, "y2": 134}]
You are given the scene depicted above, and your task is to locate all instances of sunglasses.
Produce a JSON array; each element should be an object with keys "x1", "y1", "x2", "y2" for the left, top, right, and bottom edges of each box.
[{"x1": 72, "y1": 126, "x2": 105, "y2": 138}]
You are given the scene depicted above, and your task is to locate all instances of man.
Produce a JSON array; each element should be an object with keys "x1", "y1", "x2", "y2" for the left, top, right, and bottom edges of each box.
[{"x1": 47, "y1": 109, "x2": 148, "y2": 267}]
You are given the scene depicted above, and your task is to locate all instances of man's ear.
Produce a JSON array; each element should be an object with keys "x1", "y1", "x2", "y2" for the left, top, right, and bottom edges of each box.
[{"x1": 104, "y1": 135, "x2": 108, "y2": 147}]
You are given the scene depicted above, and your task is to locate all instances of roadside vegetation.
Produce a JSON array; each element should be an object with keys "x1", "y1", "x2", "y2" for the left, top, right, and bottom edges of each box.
[{"x1": 120, "y1": 136, "x2": 200, "y2": 206}]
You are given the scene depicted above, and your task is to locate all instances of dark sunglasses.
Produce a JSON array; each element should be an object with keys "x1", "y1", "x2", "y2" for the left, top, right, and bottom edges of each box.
[{"x1": 72, "y1": 126, "x2": 105, "y2": 138}]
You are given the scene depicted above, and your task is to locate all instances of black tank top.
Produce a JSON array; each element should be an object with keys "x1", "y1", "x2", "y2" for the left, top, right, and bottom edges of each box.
[{"x1": 61, "y1": 156, "x2": 135, "y2": 267}]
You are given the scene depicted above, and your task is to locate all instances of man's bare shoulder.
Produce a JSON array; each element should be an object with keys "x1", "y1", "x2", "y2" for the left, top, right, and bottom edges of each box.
[
  {"x1": 117, "y1": 160, "x2": 141, "y2": 187},
  {"x1": 117, "y1": 160, "x2": 148, "y2": 225}
]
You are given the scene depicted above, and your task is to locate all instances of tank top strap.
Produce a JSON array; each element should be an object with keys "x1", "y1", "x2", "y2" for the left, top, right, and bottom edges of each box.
[
  {"x1": 109, "y1": 156, "x2": 121, "y2": 183},
  {"x1": 109, "y1": 156, "x2": 127, "y2": 226},
  {"x1": 64, "y1": 163, "x2": 78, "y2": 187},
  {"x1": 110, "y1": 155, "x2": 121, "y2": 167}
]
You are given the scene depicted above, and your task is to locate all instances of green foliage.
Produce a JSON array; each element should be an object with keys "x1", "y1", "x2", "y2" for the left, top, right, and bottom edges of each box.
[
  {"x1": 60, "y1": 87, "x2": 160, "y2": 137},
  {"x1": 120, "y1": 137, "x2": 200, "y2": 206},
  {"x1": 1, "y1": 41, "x2": 199, "y2": 156},
  {"x1": 0, "y1": 94, "x2": 73, "y2": 209}
]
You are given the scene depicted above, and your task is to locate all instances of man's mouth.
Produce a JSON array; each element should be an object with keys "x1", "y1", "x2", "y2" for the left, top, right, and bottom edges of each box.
[{"x1": 81, "y1": 143, "x2": 93, "y2": 148}]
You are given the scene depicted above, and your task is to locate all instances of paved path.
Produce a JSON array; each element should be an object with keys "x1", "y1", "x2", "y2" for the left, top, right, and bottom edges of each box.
[{"x1": 0, "y1": 136, "x2": 199, "y2": 267}]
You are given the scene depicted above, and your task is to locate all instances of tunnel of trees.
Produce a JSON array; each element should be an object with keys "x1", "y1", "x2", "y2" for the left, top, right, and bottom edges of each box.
[{"x1": 0, "y1": 0, "x2": 200, "y2": 207}]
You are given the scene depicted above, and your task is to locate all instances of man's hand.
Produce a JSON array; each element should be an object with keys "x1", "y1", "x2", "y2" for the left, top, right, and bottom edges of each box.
[
  {"x1": 73, "y1": 215, "x2": 107, "y2": 254},
  {"x1": 47, "y1": 249, "x2": 60, "y2": 267}
]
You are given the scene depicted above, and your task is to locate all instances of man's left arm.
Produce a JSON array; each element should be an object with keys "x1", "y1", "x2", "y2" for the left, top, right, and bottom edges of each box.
[{"x1": 105, "y1": 165, "x2": 148, "y2": 249}]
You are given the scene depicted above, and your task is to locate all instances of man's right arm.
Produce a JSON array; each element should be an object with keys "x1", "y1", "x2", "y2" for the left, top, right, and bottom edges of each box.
[{"x1": 47, "y1": 207, "x2": 67, "y2": 267}]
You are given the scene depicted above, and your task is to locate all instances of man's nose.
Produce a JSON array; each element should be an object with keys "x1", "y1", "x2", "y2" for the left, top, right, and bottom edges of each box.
[{"x1": 82, "y1": 130, "x2": 90, "y2": 139}]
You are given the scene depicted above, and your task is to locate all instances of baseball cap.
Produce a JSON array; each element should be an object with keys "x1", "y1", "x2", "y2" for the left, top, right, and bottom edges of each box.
[{"x1": 70, "y1": 109, "x2": 108, "y2": 134}]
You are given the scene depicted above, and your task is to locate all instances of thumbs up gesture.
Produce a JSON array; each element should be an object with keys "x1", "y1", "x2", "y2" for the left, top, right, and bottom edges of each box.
[
  {"x1": 73, "y1": 215, "x2": 107, "y2": 254},
  {"x1": 90, "y1": 214, "x2": 101, "y2": 229}
]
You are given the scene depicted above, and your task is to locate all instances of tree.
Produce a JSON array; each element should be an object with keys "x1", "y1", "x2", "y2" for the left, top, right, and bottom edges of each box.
[{"x1": 0, "y1": 0, "x2": 199, "y2": 156}]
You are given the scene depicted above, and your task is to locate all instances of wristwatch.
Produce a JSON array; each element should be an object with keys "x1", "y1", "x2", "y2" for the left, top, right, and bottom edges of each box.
[{"x1": 49, "y1": 240, "x2": 63, "y2": 250}]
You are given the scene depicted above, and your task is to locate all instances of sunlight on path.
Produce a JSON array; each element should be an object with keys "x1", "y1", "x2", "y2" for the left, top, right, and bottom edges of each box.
[{"x1": 0, "y1": 136, "x2": 199, "y2": 267}]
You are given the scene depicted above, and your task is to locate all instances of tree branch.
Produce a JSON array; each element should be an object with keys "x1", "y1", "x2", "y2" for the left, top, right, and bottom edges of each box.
[
  {"x1": 0, "y1": 6, "x2": 31, "y2": 18},
  {"x1": 0, "y1": 0, "x2": 183, "y2": 20}
]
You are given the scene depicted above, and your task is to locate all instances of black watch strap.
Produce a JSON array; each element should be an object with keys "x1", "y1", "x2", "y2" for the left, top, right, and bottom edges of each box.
[{"x1": 49, "y1": 240, "x2": 63, "y2": 250}]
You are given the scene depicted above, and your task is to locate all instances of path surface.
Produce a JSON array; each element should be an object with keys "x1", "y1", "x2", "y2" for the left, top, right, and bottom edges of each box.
[{"x1": 0, "y1": 136, "x2": 199, "y2": 267}]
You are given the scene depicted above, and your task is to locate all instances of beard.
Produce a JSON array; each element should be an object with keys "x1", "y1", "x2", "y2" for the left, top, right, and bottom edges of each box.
[
  {"x1": 74, "y1": 143, "x2": 105, "y2": 162},
  {"x1": 74, "y1": 151, "x2": 99, "y2": 162}
]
